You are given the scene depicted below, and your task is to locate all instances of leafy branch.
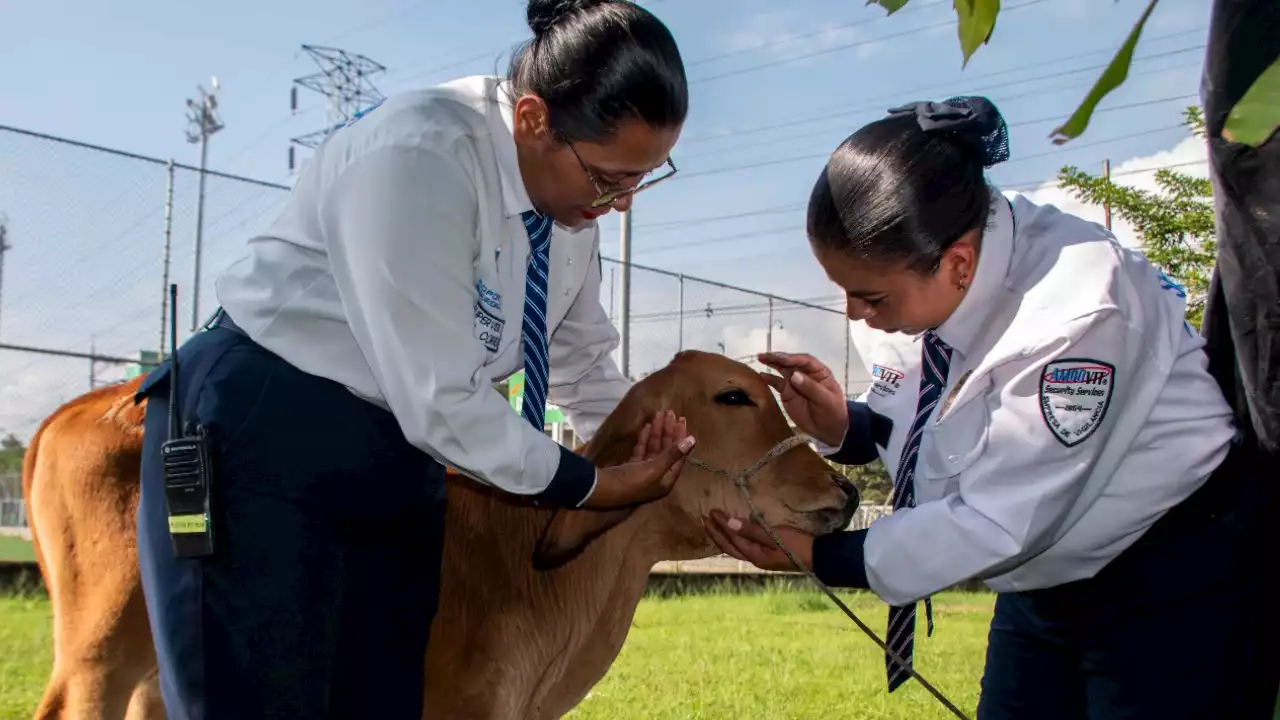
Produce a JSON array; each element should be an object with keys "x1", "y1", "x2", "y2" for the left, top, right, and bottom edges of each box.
[{"x1": 865, "y1": 0, "x2": 1280, "y2": 147}]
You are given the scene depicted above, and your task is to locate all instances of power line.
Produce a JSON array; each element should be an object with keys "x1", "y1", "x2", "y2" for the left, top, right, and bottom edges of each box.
[
  {"x1": 680, "y1": 83, "x2": 1199, "y2": 165},
  {"x1": 687, "y1": 0, "x2": 951, "y2": 68},
  {"x1": 1001, "y1": 158, "x2": 1207, "y2": 191},
  {"x1": 689, "y1": 0, "x2": 1052, "y2": 86},
  {"x1": 679, "y1": 38, "x2": 1206, "y2": 147},
  {"x1": 665, "y1": 118, "x2": 1192, "y2": 185},
  {"x1": 632, "y1": 154, "x2": 1209, "y2": 257},
  {"x1": 633, "y1": 82, "x2": 1197, "y2": 233}
]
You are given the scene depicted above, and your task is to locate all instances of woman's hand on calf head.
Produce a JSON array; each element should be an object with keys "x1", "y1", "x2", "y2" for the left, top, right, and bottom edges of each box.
[
  {"x1": 581, "y1": 411, "x2": 695, "y2": 510},
  {"x1": 756, "y1": 352, "x2": 849, "y2": 447}
]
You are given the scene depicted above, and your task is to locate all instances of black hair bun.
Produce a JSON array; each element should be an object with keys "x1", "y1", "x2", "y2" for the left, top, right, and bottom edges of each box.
[{"x1": 527, "y1": 0, "x2": 609, "y2": 37}]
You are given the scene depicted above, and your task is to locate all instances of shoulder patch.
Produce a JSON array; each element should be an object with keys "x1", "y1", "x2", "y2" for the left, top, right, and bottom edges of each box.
[{"x1": 1038, "y1": 359, "x2": 1115, "y2": 447}]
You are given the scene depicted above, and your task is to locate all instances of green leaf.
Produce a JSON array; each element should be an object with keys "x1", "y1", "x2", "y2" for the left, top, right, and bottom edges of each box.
[
  {"x1": 954, "y1": 0, "x2": 1000, "y2": 67},
  {"x1": 1049, "y1": 0, "x2": 1160, "y2": 145},
  {"x1": 867, "y1": 0, "x2": 912, "y2": 13},
  {"x1": 1222, "y1": 57, "x2": 1280, "y2": 147}
]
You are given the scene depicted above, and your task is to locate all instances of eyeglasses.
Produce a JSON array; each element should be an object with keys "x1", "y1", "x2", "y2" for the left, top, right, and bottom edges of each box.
[{"x1": 567, "y1": 143, "x2": 678, "y2": 209}]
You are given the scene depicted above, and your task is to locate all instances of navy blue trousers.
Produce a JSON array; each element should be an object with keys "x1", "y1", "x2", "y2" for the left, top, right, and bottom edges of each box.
[
  {"x1": 135, "y1": 315, "x2": 447, "y2": 719},
  {"x1": 976, "y1": 442, "x2": 1279, "y2": 720}
]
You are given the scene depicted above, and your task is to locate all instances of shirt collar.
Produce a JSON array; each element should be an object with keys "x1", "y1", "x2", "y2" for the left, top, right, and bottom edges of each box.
[
  {"x1": 487, "y1": 78, "x2": 535, "y2": 218},
  {"x1": 933, "y1": 188, "x2": 1015, "y2": 357}
]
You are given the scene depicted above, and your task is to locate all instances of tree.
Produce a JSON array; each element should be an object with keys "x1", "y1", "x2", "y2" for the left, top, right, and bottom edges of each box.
[
  {"x1": 869, "y1": 0, "x2": 1280, "y2": 147},
  {"x1": 0, "y1": 434, "x2": 24, "y2": 500},
  {"x1": 1056, "y1": 106, "x2": 1216, "y2": 329},
  {"x1": 828, "y1": 458, "x2": 893, "y2": 505},
  {"x1": 0, "y1": 433, "x2": 24, "y2": 474}
]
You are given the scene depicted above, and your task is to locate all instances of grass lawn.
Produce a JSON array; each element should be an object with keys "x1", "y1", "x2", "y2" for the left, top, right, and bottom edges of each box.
[
  {"x1": 3, "y1": 582, "x2": 1277, "y2": 720},
  {"x1": 0, "y1": 590, "x2": 52, "y2": 719},
  {"x1": 566, "y1": 585, "x2": 992, "y2": 719},
  {"x1": 1, "y1": 583, "x2": 990, "y2": 719},
  {"x1": 0, "y1": 536, "x2": 34, "y2": 563}
]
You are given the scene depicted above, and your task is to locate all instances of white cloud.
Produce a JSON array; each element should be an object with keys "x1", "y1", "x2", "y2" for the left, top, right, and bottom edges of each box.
[
  {"x1": 721, "y1": 324, "x2": 800, "y2": 364},
  {"x1": 1013, "y1": 134, "x2": 1209, "y2": 248}
]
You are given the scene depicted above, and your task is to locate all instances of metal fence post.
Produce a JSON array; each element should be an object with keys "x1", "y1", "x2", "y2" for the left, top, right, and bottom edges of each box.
[
  {"x1": 619, "y1": 212, "x2": 631, "y2": 379},
  {"x1": 160, "y1": 159, "x2": 175, "y2": 357},
  {"x1": 767, "y1": 297, "x2": 774, "y2": 353},
  {"x1": 677, "y1": 273, "x2": 684, "y2": 351},
  {"x1": 845, "y1": 326, "x2": 851, "y2": 395}
]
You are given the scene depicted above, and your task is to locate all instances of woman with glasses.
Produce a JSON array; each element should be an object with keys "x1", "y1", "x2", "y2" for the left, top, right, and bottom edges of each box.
[
  {"x1": 132, "y1": 0, "x2": 691, "y2": 717},
  {"x1": 706, "y1": 97, "x2": 1274, "y2": 718}
]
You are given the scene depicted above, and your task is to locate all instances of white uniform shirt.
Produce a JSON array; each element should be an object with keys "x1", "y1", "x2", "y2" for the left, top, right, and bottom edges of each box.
[
  {"x1": 852, "y1": 190, "x2": 1236, "y2": 606},
  {"x1": 214, "y1": 75, "x2": 631, "y2": 500}
]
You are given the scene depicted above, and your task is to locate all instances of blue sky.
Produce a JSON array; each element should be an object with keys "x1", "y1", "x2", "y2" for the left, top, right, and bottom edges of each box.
[{"x1": 0, "y1": 0, "x2": 1213, "y2": 439}]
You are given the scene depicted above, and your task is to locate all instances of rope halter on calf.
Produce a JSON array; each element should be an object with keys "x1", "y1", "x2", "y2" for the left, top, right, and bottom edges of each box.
[{"x1": 686, "y1": 433, "x2": 973, "y2": 720}]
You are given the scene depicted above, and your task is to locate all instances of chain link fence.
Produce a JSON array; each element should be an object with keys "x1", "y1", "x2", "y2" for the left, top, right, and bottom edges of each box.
[
  {"x1": 0, "y1": 124, "x2": 878, "y2": 574},
  {"x1": 0, "y1": 124, "x2": 869, "y2": 453}
]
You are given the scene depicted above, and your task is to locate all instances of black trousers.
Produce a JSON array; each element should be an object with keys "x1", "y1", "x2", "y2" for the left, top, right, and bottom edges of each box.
[
  {"x1": 976, "y1": 441, "x2": 1279, "y2": 719},
  {"x1": 135, "y1": 313, "x2": 447, "y2": 719}
]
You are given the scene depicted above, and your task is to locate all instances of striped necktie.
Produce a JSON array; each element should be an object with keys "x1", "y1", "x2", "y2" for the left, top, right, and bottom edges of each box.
[
  {"x1": 519, "y1": 209, "x2": 554, "y2": 430},
  {"x1": 885, "y1": 329, "x2": 952, "y2": 692}
]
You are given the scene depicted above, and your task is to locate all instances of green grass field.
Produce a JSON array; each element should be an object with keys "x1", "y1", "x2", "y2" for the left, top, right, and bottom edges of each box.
[
  {"x1": 0, "y1": 590, "x2": 51, "y2": 720},
  {"x1": 0, "y1": 536, "x2": 34, "y2": 563},
  {"x1": 3, "y1": 582, "x2": 1276, "y2": 720},
  {"x1": 0, "y1": 583, "x2": 993, "y2": 720}
]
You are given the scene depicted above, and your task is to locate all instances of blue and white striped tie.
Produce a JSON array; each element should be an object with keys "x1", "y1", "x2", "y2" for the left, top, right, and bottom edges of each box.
[
  {"x1": 885, "y1": 329, "x2": 952, "y2": 692},
  {"x1": 519, "y1": 210, "x2": 554, "y2": 430}
]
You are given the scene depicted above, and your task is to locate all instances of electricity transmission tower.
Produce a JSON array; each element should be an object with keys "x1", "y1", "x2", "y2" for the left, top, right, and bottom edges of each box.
[{"x1": 288, "y1": 44, "x2": 387, "y2": 171}]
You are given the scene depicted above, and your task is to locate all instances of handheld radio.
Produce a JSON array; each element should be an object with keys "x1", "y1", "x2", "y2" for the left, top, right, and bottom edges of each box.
[{"x1": 160, "y1": 284, "x2": 216, "y2": 558}]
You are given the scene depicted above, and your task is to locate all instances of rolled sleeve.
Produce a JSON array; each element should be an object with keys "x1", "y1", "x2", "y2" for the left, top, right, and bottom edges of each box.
[{"x1": 320, "y1": 143, "x2": 592, "y2": 506}]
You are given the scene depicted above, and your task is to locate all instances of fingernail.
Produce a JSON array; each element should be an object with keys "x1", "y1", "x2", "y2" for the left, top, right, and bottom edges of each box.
[
  {"x1": 727, "y1": 518, "x2": 743, "y2": 531},
  {"x1": 791, "y1": 373, "x2": 805, "y2": 386},
  {"x1": 678, "y1": 436, "x2": 696, "y2": 452}
]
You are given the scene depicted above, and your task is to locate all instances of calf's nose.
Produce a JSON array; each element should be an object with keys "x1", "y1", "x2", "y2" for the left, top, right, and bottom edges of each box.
[{"x1": 831, "y1": 473, "x2": 860, "y2": 506}]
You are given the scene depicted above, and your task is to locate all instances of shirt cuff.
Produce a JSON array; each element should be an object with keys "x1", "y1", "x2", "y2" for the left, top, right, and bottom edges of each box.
[
  {"x1": 823, "y1": 401, "x2": 892, "y2": 466},
  {"x1": 811, "y1": 528, "x2": 872, "y2": 589},
  {"x1": 533, "y1": 445, "x2": 598, "y2": 508}
]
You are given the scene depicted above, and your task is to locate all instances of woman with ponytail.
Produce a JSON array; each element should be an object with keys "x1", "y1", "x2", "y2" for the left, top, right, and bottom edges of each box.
[{"x1": 708, "y1": 97, "x2": 1270, "y2": 719}]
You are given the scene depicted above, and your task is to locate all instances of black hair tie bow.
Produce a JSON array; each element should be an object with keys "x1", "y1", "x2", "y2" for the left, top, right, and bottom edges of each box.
[{"x1": 887, "y1": 95, "x2": 1011, "y2": 168}]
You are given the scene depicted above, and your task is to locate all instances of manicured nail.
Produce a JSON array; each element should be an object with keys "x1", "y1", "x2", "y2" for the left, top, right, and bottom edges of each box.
[
  {"x1": 727, "y1": 518, "x2": 743, "y2": 531},
  {"x1": 678, "y1": 436, "x2": 696, "y2": 452}
]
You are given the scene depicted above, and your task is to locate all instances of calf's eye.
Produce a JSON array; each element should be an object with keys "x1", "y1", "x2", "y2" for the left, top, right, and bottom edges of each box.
[{"x1": 714, "y1": 389, "x2": 756, "y2": 407}]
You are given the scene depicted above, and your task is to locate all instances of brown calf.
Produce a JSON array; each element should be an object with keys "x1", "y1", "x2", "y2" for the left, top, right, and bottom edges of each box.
[{"x1": 24, "y1": 350, "x2": 858, "y2": 719}]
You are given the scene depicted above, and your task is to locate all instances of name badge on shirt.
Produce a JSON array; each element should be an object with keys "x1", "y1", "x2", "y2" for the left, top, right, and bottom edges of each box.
[{"x1": 474, "y1": 279, "x2": 504, "y2": 353}]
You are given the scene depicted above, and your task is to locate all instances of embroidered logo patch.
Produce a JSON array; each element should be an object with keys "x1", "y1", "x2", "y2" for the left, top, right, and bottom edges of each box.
[
  {"x1": 475, "y1": 278, "x2": 502, "y2": 312},
  {"x1": 1039, "y1": 359, "x2": 1115, "y2": 447},
  {"x1": 474, "y1": 303, "x2": 504, "y2": 353},
  {"x1": 870, "y1": 364, "x2": 905, "y2": 397}
]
